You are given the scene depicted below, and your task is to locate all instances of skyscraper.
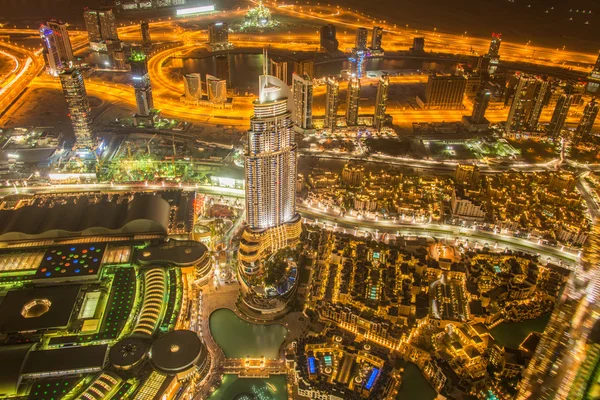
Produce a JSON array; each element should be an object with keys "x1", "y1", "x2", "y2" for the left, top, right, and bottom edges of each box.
[
  {"x1": 59, "y1": 68, "x2": 93, "y2": 147},
  {"x1": 208, "y1": 22, "x2": 229, "y2": 49},
  {"x1": 206, "y1": 74, "x2": 227, "y2": 104},
  {"x1": 506, "y1": 73, "x2": 549, "y2": 134},
  {"x1": 574, "y1": 99, "x2": 599, "y2": 143},
  {"x1": 587, "y1": 52, "x2": 600, "y2": 93},
  {"x1": 47, "y1": 20, "x2": 74, "y2": 63},
  {"x1": 292, "y1": 73, "x2": 313, "y2": 131},
  {"x1": 293, "y1": 59, "x2": 314, "y2": 79},
  {"x1": 486, "y1": 33, "x2": 502, "y2": 73},
  {"x1": 324, "y1": 76, "x2": 339, "y2": 131},
  {"x1": 270, "y1": 59, "x2": 288, "y2": 85},
  {"x1": 183, "y1": 73, "x2": 202, "y2": 102},
  {"x1": 215, "y1": 55, "x2": 230, "y2": 87},
  {"x1": 320, "y1": 24, "x2": 338, "y2": 53},
  {"x1": 419, "y1": 73, "x2": 467, "y2": 109},
  {"x1": 346, "y1": 75, "x2": 361, "y2": 126},
  {"x1": 471, "y1": 89, "x2": 491, "y2": 124},
  {"x1": 411, "y1": 37, "x2": 425, "y2": 53},
  {"x1": 129, "y1": 52, "x2": 154, "y2": 118},
  {"x1": 371, "y1": 26, "x2": 383, "y2": 50},
  {"x1": 547, "y1": 88, "x2": 572, "y2": 138},
  {"x1": 373, "y1": 74, "x2": 389, "y2": 132},
  {"x1": 83, "y1": 8, "x2": 119, "y2": 43},
  {"x1": 141, "y1": 21, "x2": 152, "y2": 52},
  {"x1": 39, "y1": 25, "x2": 62, "y2": 74},
  {"x1": 355, "y1": 27, "x2": 368, "y2": 51}
]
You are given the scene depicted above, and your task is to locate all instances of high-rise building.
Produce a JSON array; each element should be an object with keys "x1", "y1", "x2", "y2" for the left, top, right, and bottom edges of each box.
[
  {"x1": 411, "y1": 37, "x2": 425, "y2": 53},
  {"x1": 107, "y1": 40, "x2": 126, "y2": 70},
  {"x1": 270, "y1": 59, "x2": 288, "y2": 85},
  {"x1": 471, "y1": 89, "x2": 491, "y2": 124},
  {"x1": 346, "y1": 75, "x2": 361, "y2": 126},
  {"x1": 47, "y1": 20, "x2": 74, "y2": 63},
  {"x1": 208, "y1": 22, "x2": 230, "y2": 49},
  {"x1": 292, "y1": 73, "x2": 313, "y2": 131},
  {"x1": 293, "y1": 59, "x2": 314, "y2": 79},
  {"x1": 39, "y1": 25, "x2": 62, "y2": 74},
  {"x1": 506, "y1": 73, "x2": 549, "y2": 134},
  {"x1": 455, "y1": 164, "x2": 479, "y2": 185},
  {"x1": 486, "y1": 33, "x2": 502, "y2": 73},
  {"x1": 215, "y1": 55, "x2": 230, "y2": 86},
  {"x1": 355, "y1": 27, "x2": 368, "y2": 51},
  {"x1": 324, "y1": 76, "x2": 339, "y2": 131},
  {"x1": 574, "y1": 99, "x2": 599, "y2": 143},
  {"x1": 587, "y1": 52, "x2": 600, "y2": 93},
  {"x1": 320, "y1": 24, "x2": 338, "y2": 53},
  {"x1": 418, "y1": 73, "x2": 467, "y2": 109},
  {"x1": 206, "y1": 74, "x2": 227, "y2": 104},
  {"x1": 547, "y1": 88, "x2": 572, "y2": 138},
  {"x1": 141, "y1": 21, "x2": 152, "y2": 52},
  {"x1": 350, "y1": 52, "x2": 367, "y2": 78},
  {"x1": 373, "y1": 74, "x2": 389, "y2": 132},
  {"x1": 83, "y1": 8, "x2": 119, "y2": 43},
  {"x1": 59, "y1": 68, "x2": 93, "y2": 147},
  {"x1": 371, "y1": 26, "x2": 383, "y2": 50},
  {"x1": 129, "y1": 52, "x2": 154, "y2": 117},
  {"x1": 183, "y1": 73, "x2": 202, "y2": 102}
]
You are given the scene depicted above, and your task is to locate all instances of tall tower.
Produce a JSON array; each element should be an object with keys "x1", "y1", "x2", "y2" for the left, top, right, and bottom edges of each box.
[
  {"x1": 506, "y1": 74, "x2": 549, "y2": 134},
  {"x1": 324, "y1": 76, "x2": 339, "y2": 132},
  {"x1": 547, "y1": 87, "x2": 572, "y2": 138},
  {"x1": 486, "y1": 33, "x2": 502, "y2": 73},
  {"x1": 206, "y1": 74, "x2": 227, "y2": 104},
  {"x1": 47, "y1": 20, "x2": 74, "y2": 63},
  {"x1": 422, "y1": 73, "x2": 467, "y2": 109},
  {"x1": 471, "y1": 89, "x2": 491, "y2": 124},
  {"x1": 574, "y1": 99, "x2": 599, "y2": 143},
  {"x1": 371, "y1": 26, "x2": 383, "y2": 51},
  {"x1": 346, "y1": 75, "x2": 361, "y2": 126},
  {"x1": 208, "y1": 22, "x2": 229, "y2": 50},
  {"x1": 292, "y1": 73, "x2": 313, "y2": 131},
  {"x1": 183, "y1": 73, "x2": 202, "y2": 102},
  {"x1": 270, "y1": 59, "x2": 288, "y2": 85},
  {"x1": 129, "y1": 52, "x2": 154, "y2": 119},
  {"x1": 83, "y1": 9, "x2": 118, "y2": 43},
  {"x1": 83, "y1": 9, "x2": 102, "y2": 42},
  {"x1": 373, "y1": 74, "x2": 389, "y2": 132},
  {"x1": 141, "y1": 21, "x2": 152, "y2": 52},
  {"x1": 39, "y1": 25, "x2": 62, "y2": 75},
  {"x1": 59, "y1": 68, "x2": 93, "y2": 147},
  {"x1": 320, "y1": 24, "x2": 338, "y2": 53},
  {"x1": 355, "y1": 27, "x2": 368, "y2": 51}
]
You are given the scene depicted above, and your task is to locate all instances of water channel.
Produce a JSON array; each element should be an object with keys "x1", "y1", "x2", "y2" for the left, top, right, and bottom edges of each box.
[{"x1": 490, "y1": 313, "x2": 551, "y2": 348}]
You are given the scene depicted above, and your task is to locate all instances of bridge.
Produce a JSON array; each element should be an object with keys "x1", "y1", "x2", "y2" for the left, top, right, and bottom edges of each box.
[{"x1": 223, "y1": 358, "x2": 287, "y2": 377}]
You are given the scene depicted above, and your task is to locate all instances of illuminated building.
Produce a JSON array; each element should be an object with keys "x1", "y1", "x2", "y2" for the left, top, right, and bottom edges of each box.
[
  {"x1": 455, "y1": 164, "x2": 479, "y2": 185},
  {"x1": 371, "y1": 26, "x2": 383, "y2": 51},
  {"x1": 39, "y1": 21, "x2": 73, "y2": 75},
  {"x1": 59, "y1": 68, "x2": 93, "y2": 147},
  {"x1": 208, "y1": 22, "x2": 231, "y2": 50},
  {"x1": 373, "y1": 73, "x2": 389, "y2": 132},
  {"x1": 324, "y1": 75, "x2": 339, "y2": 131},
  {"x1": 183, "y1": 73, "x2": 202, "y2": 102},
  {"x1": 486, "y1": 33, "x2": 502, "y2": 73},
  {"x1": 243, "y1": 2, "x2": 273, "y2": 29},
  {"x1": 83, "y1": 8, "x2": 119, "y2": 44},
  {"x1": 418, "y1": 73, "x2": 467, "y2": 109},
  {"x1": 547, "y1": 87, "x2": 572, "y2": 138},
  {"x1": 293, "y1": 59, "x2": 314, "y2": 79},
  {"x1": 292, "y1": 73, "x2": 313, "y2": 132},
  {"x1": 574, "y1": 99, "x2": 599, "y2": 143},
  {"x1": 129, "y1": 52, "x2": 157, "y2": 125},
  {"x1": 320, "y1": 24, "x2": 338, "y2": 53},
  {"x1": 411, "y1": 37, "x2": 425, "y2": 53},
  {"x1": 270, "y1": 59, "x2": 288, "y2": 85},
  {"x1": 341, "y1": 163, "x2": 364, "y2": 187},
  {"x1": 206, "y1": 74, "x2": 227, "y2": 103},
  {"x1": 463, "y1": 89, "x2": 490, "y2": 131},
  {"x1": 586, "y1": 51, "x2": 600, "y2": 93},
  {"x1": 346, "y1": 75, "x2": 360, "y2": 126},
  {"x1": 355, "y1": 27, "x2": 368, "y2": 51},
  {"x1": 506, "y1": 73, "x2": 549, "y2": 134},
  {"x1": 141, "y1": 21, "x2": 152, "y2": 52}
]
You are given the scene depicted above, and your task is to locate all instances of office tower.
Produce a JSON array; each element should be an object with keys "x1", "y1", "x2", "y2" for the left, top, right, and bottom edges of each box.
[
  {"x1": 324, "y1": 76, "x2": 339, "y2": 131},
  {"x1": 270, "y1": 59, "x2": 288, "y2": 85},
  {"x1": 215, "y1": 55, "x2": 230, "y2": 87},
  {"x1": 350, "y1": 52, "x2": 367, "y2": 78},
  {"x1": 293, "y1": 59, "x2": 314, "y2": 79},
  {"x1": 486, "y1": 33, "x2": 502, "y2": 73},
  {"x1": 411, "y1": 37, "x2": 425, "y2": 53},
  {"x1": 574, "y1": 99, "x2": 599, "y2": 143},
  {"x1": 129, "y1": 52, "x2": 153, "y2": 117},
  {"x1": 47, "y1": 20, "x2": 74, "y2": 63},
  {"x1": 320, "y1": 24, "x2": 338, "y2": 53},
  {"x1": 419, "y1": 73, "x2": 467, "y2": 109},
  {"x1": 83, "y1": 8, "x2": 119, "y2": 43},
  {"x1": 107, "y1": 40, "x2": 125, "y2": 70},
  {"x1": 355, "y1": 27, "x2": 368, "y2": 51},
  {"x1": 292, "y1": 73, "x2": 313, "y2": 131},
  {"x1": 206, "y1": 74, "x2": 227, "y2": 103},
  {"x1": 373, "y1": 74, "x2": 389, "y2": 132},
  {"x1": 183, "y1": 73, "x2": 202, "y2": 102},
  {"x1": 371, "y1": 26, "x2": 383, "y2": 50},
  {"x1": 346, "y1": 75, "x2": 361, "y2": 126},
  {"x1": 587, "y1": 52, "x2": 600, "y2": 93},
  {"x1": 141, "y1": 21, "x2": 152, "y2": 52},
  {"x1": 472, "y1": 89, "x2": 491, "y2": 123},
  {"x1": 39, "y1": 25, "x2": 62, "y2": 74},
  {"x1": 208, "y1": 22, "x2": 229, "y2": 49},
  {"x1": 547, "y1": 88, "x2": 572, "y2": 138},
  {"x1": 506, "y1": 74, "x2": 549, "y2": 134},
  {"x1": 59, "y1": 68, "x2": 93, "y2": 147},
  {"x1": 455, "y1": 164, "x2": 479, "y2": 185}
]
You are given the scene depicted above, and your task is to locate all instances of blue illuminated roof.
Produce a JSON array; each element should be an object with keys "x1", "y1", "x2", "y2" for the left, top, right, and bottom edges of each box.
[
  {"x1": 308, "y1": 356, "x2": 316, "y2": 374},
  {"x1": 365, "y1": 367, "x2": 379, "y2": 390}
]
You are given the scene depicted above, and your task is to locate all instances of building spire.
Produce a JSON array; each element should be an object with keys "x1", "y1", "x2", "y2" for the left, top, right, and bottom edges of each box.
[{"x1": 263, "y1": 48, "x2": 269, "y2": 75}]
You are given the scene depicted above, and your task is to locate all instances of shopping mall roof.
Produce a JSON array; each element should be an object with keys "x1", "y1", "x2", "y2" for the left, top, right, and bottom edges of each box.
[
  {"x1": 136, "y1": 240, "x2": 209, "y2": 267},
  {"x1": 22, "y1": 345, "x2": 108, "y2": 378},
  {"x1": 0, "y1": 195, "x2": 170, "y2": 242},
  {"x1": 0, "y1": 344, "x2": 34, "y2": 397},
  {"x1": 150, "y1": 330, "x2": 207, "y2": 373}
]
